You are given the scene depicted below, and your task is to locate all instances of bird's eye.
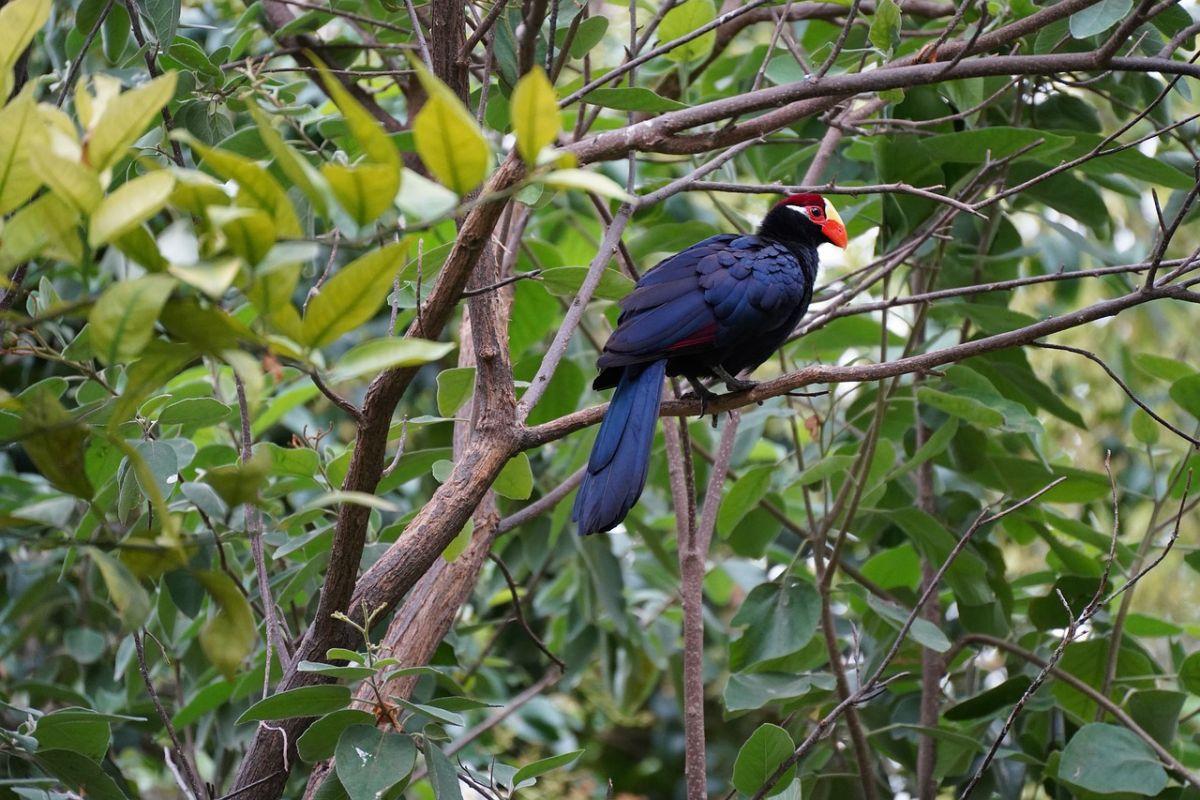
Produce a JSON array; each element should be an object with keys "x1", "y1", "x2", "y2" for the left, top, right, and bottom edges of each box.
[{"x1": 809, "y1": 206, "x2": 824, "y2": 218}]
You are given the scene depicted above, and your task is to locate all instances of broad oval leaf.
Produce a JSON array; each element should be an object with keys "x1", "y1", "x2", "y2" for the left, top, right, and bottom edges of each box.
[
  {"x1": 334, "y1": 725, "x2": 416, "y2": 800},
  {"x1": 301, "y1": 240, "x2": 411, "y2": 347},
  {"x1": 327, "y1": 337, "x2": 456, "y2": 383},
  {"x1": 88, "y1": 274, "x2": 176, "y2": 365},
  {"x1": 511, "y1": 66, "x2": 560, "y2": 163},
  {"x1": 732, "y1": 724, "x2": 795, "y2": 798},
  {"x1": 236, "y1": 685, "x2": 352, "y2": 724},
  {"x1": 88, "y1": 171, "x2": 176, "y2": 247},
  {"x1": 1058, "y1": 723, "x2": 1168, "y2": 796}
]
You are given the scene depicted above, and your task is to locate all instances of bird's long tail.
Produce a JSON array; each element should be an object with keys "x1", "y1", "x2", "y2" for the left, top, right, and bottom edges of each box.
[{"x1": 572, "y1": 360, "x2": 667, "y2": 535}]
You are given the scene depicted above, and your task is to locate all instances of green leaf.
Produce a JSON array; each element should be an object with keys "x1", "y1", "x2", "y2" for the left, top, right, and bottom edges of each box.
[
  {"x1": 511, "y1": 749, "x2": 584, "y2": 788},
  {"x1": 724, "y1": 672, "x2": 835, "y2": 713},
  {"x1": 334, "y1": 725, "x2": 416, "y2": 800},
  {"x1": 732, "y1": 724, "x2": 795, "y2": 798},
  {"x1": 89, "y1": 548, "x2": 151, "y2": 630},
  {"x1": 540, "y1": 266, "x2": 634, "y2": 301},
  {"x1": 0, "y1": 88, "x2": 42, "y2": 213},
  {"x1": 237, "y1": 685, "x2": 352, "y2": 724},
  {"x1": 1133, "y1": 352, "x2": 1195, "y2": 381},
  {"x1": 0, "y1": 0, "x2": 50, "y2": 100},
  {"x1": 867, "y1": 593, "x2": 951, "y2": 653},
  {"x1": 1131, "y1": 408, "x2": 1160, "y2": 445},
  {"x1": 494, "y1": 452, "x2": 534, "y2": 500},
  {"x1": 33, "y1": 708, "x2": 112, "y2": 760},
  {"x1": 195, "y1": 571, "x2": 256, "y2": 680},
  {"x1": 944, "y1": 676, "x2": 1032, "y2": 720},
  {"x1": 657, "y1": 0, "x2": 716, "y2": 62},
  {"x1": 296, "y1": 661, "x2": 377, "y2": 680},
  {"x1": 88, "y1": 274, "x2": 175, "y2": 365},
  {"x1": 437, "y1": 367, "x2": 476, "y2": 416},
  {"x1": 565, "y1": 15, "x2": 607, "y2": 57},
  {"x1": 1070, "y1": 0, "x2": 1132, "y2": 38},
  {"x1": 717, "y1": 465, "x2": 773, "y2": 537},
  {"x1": 537, "y1": 168, "x2": 633, "y2": 201},
  {"x1": 1170, "y1": 374, "x2": 1200, "y2": 418},
  {"x1": 86, "y1": 72, "x2": 177, "y2": 172},
  {"x1": 203, "y1": 447, "x2": 271, "y2": 508},
  {"x1": 33, "y1": 750, "x2": 127, "y2": 800},
  {"x1": 247, "y1": 102, "x2": 329, "y2": 217},
  {"x1": 582, "y1": 87, "x2": 689, "y2": 113},
  {"x1": 424, "y1": 740, "x2": 464, "y2": 800},
  {"x1": 108, "y1": 341, "x2": 197, "y2": 427},
  {"x1": 1058, "y1": 723, "x2": 1167, "y2": 796},
  {"x1": 1178, "y1": 650, "x2": 1200, "y2": 694},
  {"x1": 916, "y1": 386, "x2": 1004, "y2": 428},
  {"x1": 328, "y1": 337, "x2": 455, "y2": 383},
  {"x1": 88, "y1": 171, "x2": 175, "y2": 247},
  {"x1": 920, "y1": 128, "x2": 1072, "y2": 164},
  {"x1": 158, "y1": 397, "x2": 231, "y2": 427},
  {"x1": 302, "y1": 240, "x2": 411, "y2": 347},
  {"x1": 297, "y1": 709, "x2": 376, "y2": 763},
  {"x1": 730, "y1": 580, "x2": 820, "y2": 667},
  {"x1": 208, "y1": 206, "x2": 276, "y2": 266},
  {"x1": 322, "y1": 162, "x2": 399, "y2": 226},
  {"x1": 12, "y1": 385, "x2": 93, "y2": 498},
  {"x1": 511, "y1": 66, "x2": 560, "y2": 163},
  {"x1": 141, "y1": 0, "x2": 180, "y2": 43},
  {"x1": 411, "y1": 62, "x2": 490, "y2": 194},
  {"x1": 181, "y1": 133, "x2": 302, "y2": 236},
  {"x1": 869, "y1": 0, "x2": 902, "y2": 52}
]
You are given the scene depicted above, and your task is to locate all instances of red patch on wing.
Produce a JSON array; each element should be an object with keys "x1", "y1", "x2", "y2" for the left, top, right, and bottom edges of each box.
[{"x1": 666, "y1": 323, "x2": 718, "y2": 352}]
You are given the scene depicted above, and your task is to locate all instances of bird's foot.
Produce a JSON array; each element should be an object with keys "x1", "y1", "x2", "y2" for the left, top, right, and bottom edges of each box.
[
  {"x1": 712, "y1": 366, "x2": 757, "y2": 393},
  {"x1": 681, "y1": 377, "x2": 720, "y2": 419},
  {"x1": 724, "y1": 377, "x2": 758, "y2": 392}
]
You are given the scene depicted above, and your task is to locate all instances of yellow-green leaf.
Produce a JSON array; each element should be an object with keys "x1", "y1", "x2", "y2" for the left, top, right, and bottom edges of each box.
[
  {"x1": 113, "y1": 226, "x2": 167, "y2": 272},
  {"x1": 168, "y1": 257, "x2": 242, "y2": 299},
  {"x1": 90, "y1": 548, "x2": 152, "y2": 630},
  {"x1": 0, "y1": 193, "x2": 80, "y2": 268},
  {"x1": 12, "y1": 384, "x2": 93, "y2": 499},
  {"x1": 301, "y1": 240, "x2": 410, "y2": 347},
  {"x1": 108, "y1": 341, "x2": 197, "y2": 427},
  {"x1": 539, "y1": 168, "x2": 633, "y2": 201},
  {"x1": 88, "y1": 171, "x2": 175, "y2": 247},
  {"x1": 312, "y1": 56, "x2": 400, "y2": 168},
  {"x1": 494, "y1": 452, "x2": 533, "y2": 500},
  {"x1": 169, "y1": 168, "x2": 230, "y2": 215},
  {"x1": 321, "y1": 162, "x2": 397, "y2": 225},
  {"x1": 658, "y1": 0, "x2": 716, "y2": 62},
  {"x1": 88, "y1": 274, "x2": 176, "y2": 365},
  {"x1": 511, "y1": 66, "x2": 560, "y2": 163},
  {"x1": 0, "y1": 0, "x2": 50, "y2": 100},
  {"x1": 29, "y1": 147, "x2": 103, "y2": 213},
  {"x1": 195, "y1": 570, "x2": 257, "y2": 680},
  {"x1": 328, "y1": 337, "x2": 456, "y2": 383},
  {"x1": 208, "y1": 206, "x2": 276, "y2": 265},
  {"x1": 247, "y1": 102, "x2": 330, "y2": 216},
  {"x1": 179, "y1": 133, "x2": 302, "y2": 236},
  {"x1": 85, "y1": 72, "x2": 177, "y2": 172},
  {"x1": 0, "y1": 88, "x2": 42, "y2": 213},
  {"x1": 410, "y1": 63, "x2": 490, "y2": 195}
]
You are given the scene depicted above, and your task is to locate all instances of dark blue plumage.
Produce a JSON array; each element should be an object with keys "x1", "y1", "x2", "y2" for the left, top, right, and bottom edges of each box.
[{"x1": 572, "y1": 194, "x2": 847, "y2": 535}]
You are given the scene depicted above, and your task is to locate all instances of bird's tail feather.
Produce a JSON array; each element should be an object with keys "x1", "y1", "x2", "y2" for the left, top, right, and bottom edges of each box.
[{"x1": 572, "y1": 360, "x2": 667, "y2": 535}]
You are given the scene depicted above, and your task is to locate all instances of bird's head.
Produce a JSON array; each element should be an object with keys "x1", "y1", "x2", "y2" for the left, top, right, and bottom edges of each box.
[{"x1": 761, "y1": 193, "x2": 848, "y2": 249}]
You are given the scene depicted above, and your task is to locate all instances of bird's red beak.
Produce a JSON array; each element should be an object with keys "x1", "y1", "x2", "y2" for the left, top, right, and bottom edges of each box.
[{"x1": 821, "y1": 200, "x2": 848, "y2": 248}]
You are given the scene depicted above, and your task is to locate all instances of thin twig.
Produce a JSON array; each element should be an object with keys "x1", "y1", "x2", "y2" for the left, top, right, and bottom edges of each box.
[
  {"x1": 487, "y1": 553, "x2": 565, "y2": 670},
  {"x1": 134, "y1": 631, "x2": 206, "y2": 800}
]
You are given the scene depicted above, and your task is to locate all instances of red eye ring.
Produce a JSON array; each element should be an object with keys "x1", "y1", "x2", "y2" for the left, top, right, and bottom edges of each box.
[{"x1": 809, "y1": 206, "x2": 824, "y2": 218}]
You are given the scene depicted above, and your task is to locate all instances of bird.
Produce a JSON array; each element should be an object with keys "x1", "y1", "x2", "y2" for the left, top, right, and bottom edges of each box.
[{"x1": 571, "y1": 193, "x2": 848, "y2": 536}]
